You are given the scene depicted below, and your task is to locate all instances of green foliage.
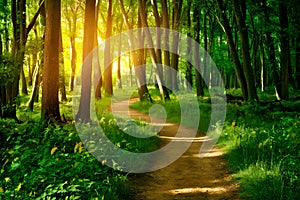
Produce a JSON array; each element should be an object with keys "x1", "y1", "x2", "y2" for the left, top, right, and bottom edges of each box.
[
  {"x1": 0, "y1": 119, "x2": 131, "y2": 199},
  {"x1": 0, "y1": 53, "x2": 20, "y2": 86},
  {"x1": 219, "y1": 101, "x2": 300, "y2": 199}
]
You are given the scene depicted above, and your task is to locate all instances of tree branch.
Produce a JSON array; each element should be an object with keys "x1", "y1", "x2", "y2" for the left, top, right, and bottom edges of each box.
[{"x1": 26, "y1": 0, "x2": 45, "y2": 38}]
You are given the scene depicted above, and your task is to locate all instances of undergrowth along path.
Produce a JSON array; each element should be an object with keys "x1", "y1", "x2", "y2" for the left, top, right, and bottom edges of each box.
[{"x1": 111, "y1": 99, "x2": 241, "y2": 200}]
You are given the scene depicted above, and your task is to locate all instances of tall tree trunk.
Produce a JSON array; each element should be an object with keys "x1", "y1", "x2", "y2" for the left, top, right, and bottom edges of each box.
[
  {"x1": 296, "y1": 35, "x2": 300, "y2": 90},
  {"x1": 117, "y1": 24, "x2": 123, "y2": 89},
  {"x1": 119, "y1": 0, "x2": 150, "y2": 100},
  {"x1": 94, "y1": 0, "x2": 102, "y2": 99},
  {"x1": 41, "y1": 0, "x2": 61, "y2": 120},
  {"x1": 216, "y1": 0, "x2": 248, "y2": 100},
  {"x1": 28, "y1": 63, "x2": 40, "y2": 111},
  {"x1": 69, "y1": 11, "x2": 78, "y2": 92},
  {"x1": 20, "y1": 0, "x2": 28, "y2": 95},
  {"x1": 59, "y1": 26, "x2": 67, "y2": 102},
  {"x1": 138, "y1": 0, "x2": 169, "y2": 101},
  {"x1": 208, "y1": 16, "x2": 215, "y2": 88},
  {"x1": 161, "y1": 0, "x2": 171, "y2": 89},
  {"x1": 278, "y1": 1, "x2": 290, "y2": 100},
  {"x1": 185, "y1": 0, "x2": 193, "y2": 89},
  {"x1": 75, "y1": 0, "x2": 96, "y2": 122},
  {"x1": 203, "y1": 12, "x2": 208, "y2": 88},
  {"x1": 193, "y1": 3, "x2": 204, "y2": 97},
  {"x1": 170, "y1": 0, "x2": 183, "y2": 91},
  {"x1": 260, "y1": 36, "x2": 265, "y2": 92},
  {"x1": 104, "y1": 0, "x2": 113, "y2": 96},
  {"x1": 232, "y1": 0, "x2": 258, "y2": 101}
]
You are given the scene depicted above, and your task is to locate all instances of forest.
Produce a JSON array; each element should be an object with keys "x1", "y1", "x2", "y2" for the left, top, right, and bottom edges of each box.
[{"x1": 0, "y1": 0, "x2": 299, "y2": 199}]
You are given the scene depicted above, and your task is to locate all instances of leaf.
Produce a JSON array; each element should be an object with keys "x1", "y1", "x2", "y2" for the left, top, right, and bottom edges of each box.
[{"x1": 10, "y1": 163, "x2": 20, "y2": 171}]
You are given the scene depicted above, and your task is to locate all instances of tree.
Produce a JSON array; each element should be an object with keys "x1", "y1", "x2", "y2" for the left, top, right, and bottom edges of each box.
[
  {"x1": 41, "y1": 0, "x2": 61, "y2": 120},
  {"x1": 232, "y1": 0, "x2": 258, "y2": 102},
  {"x1": 75, "y1": 0, "x2": 96, "y2": 122},
  {"x1": 193, "y1": 1, "x2": 204, "y2": 96},
  {"x1": 119, "y1": 0, "x2": 151, "y2": 101},
  {"x1": 138, "y1": 0, "x2": 169, "y2": 102},
  {"x1": 216, "y1": 0, "x2": 248, "y2": 100},
  {"x1": 170, "y1": 0, "x2": 183, "y2": 91},
  {"x1": 278, "y1": 1, "x2": 290, "y2": 100},
  {"x1": 63, "y1": 0, "x2": 83, "y2": 92},
  {"x1": 104, "y1": 0, "x2": 113, "y2": 96}
]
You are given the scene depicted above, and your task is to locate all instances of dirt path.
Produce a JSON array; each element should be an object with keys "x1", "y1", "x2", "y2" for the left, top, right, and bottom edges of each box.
[{"x1": 111, "y1": 99, "x2": 241, "y2": 200}]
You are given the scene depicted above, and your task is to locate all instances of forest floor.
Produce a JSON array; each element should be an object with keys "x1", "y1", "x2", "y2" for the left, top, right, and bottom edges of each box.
[{"x1": 111, "y1": 99, "x2": 241, "y2": 200}]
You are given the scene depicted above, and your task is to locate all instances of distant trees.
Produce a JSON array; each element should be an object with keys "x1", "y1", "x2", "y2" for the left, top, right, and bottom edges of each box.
[{"x1": 1, "y1": 0, "x2": 300, "y2": 121}]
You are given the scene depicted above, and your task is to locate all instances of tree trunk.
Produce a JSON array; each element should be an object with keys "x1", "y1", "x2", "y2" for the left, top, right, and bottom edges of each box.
[
  {"x1": 203, "y1": 12, "x2": 208, "y2": 88},
  {"x1": 20, "y1": 0, "x2": 28, "y2": 95},
  {"x1": 161, "y1": 0, "x2": 171, "y2": 89},
  {"x1": 117, "y1": 29, "x2": 122, "y2": 89},
  {"x1": 119, "y1": 0, "x2": 150, "y2": 100},
  {"x1": 59, "y1": 26, "x2": 67, "y2": 102},
  {"x1": 170, "y1": 0, "x2": 183, "y2": 91},
  {"x1": 185, "y1": 0, "x2": 193, "y2": 89},
  {"x1": 104, "y1": 0, "x2": 113, "y2": 96},
  {"x1": 260, "y1": 36, "x2": 265, "y2": 92},
  {"x1": 94, "y1": 1, "x2": 102, "y2": 99},
  {"x1": 193, "y1": 4, "x2": 204, "y2": 97},
  {"x1": 296, "y1": 35, "x2": 300, "y2": 90},
  {"x1": 138, "y1": 0, "x2": 169, "y2": 101},
  {"x1": 216, "y1": 0, "x2": 248, "y2": 101},
  {"x1": 41, "y1": 0, "x2": 61, "y2": 120},
  {"x1": 75, "y1": 0, "x2": 96, "y2": 122},
  {"x1": 278, "y1": 1, "x2": 290, "y2": 99},
  {"x1": 28, "y1": 63, "x2": 40, "y2": 111},
  {"x1": 232, "y1": 0, "x2": 258, "y2": 102},
  {"x1": 208, "y1": 16, "x2": 215, "y2": 88}
]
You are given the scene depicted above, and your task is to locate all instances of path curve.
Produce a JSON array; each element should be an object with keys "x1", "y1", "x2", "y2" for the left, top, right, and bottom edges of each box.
[{"x1": 111, "y1": 99, "x2": 241, "y2": 200}]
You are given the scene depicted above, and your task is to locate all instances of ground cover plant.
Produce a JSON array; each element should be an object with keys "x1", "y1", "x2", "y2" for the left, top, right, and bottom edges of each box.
[
  {"x1": 130, "y1": 87, "x2": 300, "y2": 199},
  {"x1": 0, "y1": 95, "x2": 158, "y2": 199}
]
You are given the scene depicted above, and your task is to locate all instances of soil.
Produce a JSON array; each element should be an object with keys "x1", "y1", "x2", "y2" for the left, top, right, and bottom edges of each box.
[{"x1": 111, "y1": 99, "x2": 241, "y2": 200}]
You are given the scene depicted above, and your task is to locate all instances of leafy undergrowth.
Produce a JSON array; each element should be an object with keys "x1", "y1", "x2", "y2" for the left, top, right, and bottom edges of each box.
[
  {"x1": 0, "y1": 95, "x2": 158, "y2": 199},
  {"x1": 131, "y1": 87, "x2": 300, "y2": 199},
  {"x1": 219, "y1": 99, "x2": 300, "y2": 199}
]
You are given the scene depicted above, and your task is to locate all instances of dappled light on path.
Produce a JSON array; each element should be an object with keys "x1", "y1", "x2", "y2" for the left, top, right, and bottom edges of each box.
[{"x1": 111, "y1": 99, "x2": 240, "y2": 199}]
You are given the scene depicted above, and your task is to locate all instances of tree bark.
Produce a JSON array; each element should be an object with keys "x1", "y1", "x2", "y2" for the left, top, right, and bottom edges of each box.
[
  {"x1": 296, "y1": 35, "x2": 300, "y2": 90},
  {"x1": 138, "y1": 0, "x2": 169, "y2": 101},
  {"x1": 41, "y1": 0, "x2": 61, "y2": 120},
  {"x1": 75, "y1": 0, "x2": 96, "y2": 122},
  {"x1": 170, "y1": 0, "x2": 183, "y2": 91},
  {"x1": 59, "y1": 26, "x2": 67, "y2": 102},
  {"x1": 278, "y1": 1, "x2": 290, "y2": 99},
  {"x1": 193, "y1": 3, "x2": 204, "y2": 97},
  {"x1": 161, "y1": 0, "x2": 171, "y2": 89},
  {"x1": 119, "y1": 0, "x2": 150, "y2": 100},
  {"x1": 232, "y1": 0, "x2": 258, "y2": 101},
  {"x1": 104, "y1": 0, "x2": 113, "y2": 96},
  {"x1": 185, "y1": 0, "x2": 193, "y2": 89},
  {"x1": 216, "y1": 0, "x2": 248, "y2": 101}
]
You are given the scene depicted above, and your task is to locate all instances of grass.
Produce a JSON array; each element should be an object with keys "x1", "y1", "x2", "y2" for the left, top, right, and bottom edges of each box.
[
  {"x1": 0, "y1": 90, "x2": 159, "y2": 199},
  {"x1": 130, "y1": 87, "x2": 300, "y2": 199},
  {"x1": 219, "y1": 90, "x2": 300, "y2": 200},
  {"x1": 129, "y1": 87, "x2": 213, "y2": 133}
]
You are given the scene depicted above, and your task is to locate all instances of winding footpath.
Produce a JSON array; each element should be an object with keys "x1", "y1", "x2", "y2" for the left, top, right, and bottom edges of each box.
[{"x1": 111, "y1": 99, "x2": 241, "y2": 200}]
